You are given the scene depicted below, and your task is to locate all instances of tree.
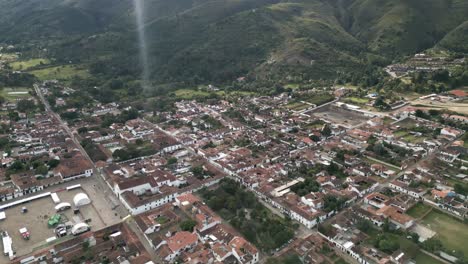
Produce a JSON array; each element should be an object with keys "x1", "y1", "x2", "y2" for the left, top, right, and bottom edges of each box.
[
  {"x1": 454, "y1": 183, "x2": 468, "y2": 196},
  {"x1": 0, "y1": 137, "x2": 9, "y2": 148},
  {"x1": 77, "y1": 127, "x2": 88, "y2": 134},
  {"x1": 415, "y1": 109, "x2": 428, "y2": 119},
  {"x1": 179, "y1": 219, "x2": 197, "y2": 232},
  {"x1": 422, "y1": 238, "x2": 444, "y2": 252},
  {"x1": 16, "y1": 99, "x2": 36, "y2": 113},
  {"x1": 373, "y1": 143, "x2": 388, "y2": 156},
  {"x1": 309, "y1": 134, "x2": 320, "y2": 142},
  {"x1": 109, "y1": 79, "x2": 124, "y2": 90},
  {"x1": 356, "y1": 219, "x2": 373, "y2": 233},
  {"x1": 167, "y1": 157, "x2": 178, "y2": 165},
  {"x1": 35, "y1": 165, "x2": 49, "y2": 176},
  {"x1": 191, "y1": 166, "x2": 205, "y2": 179},
  {"x1": 47, "y1": 159, "x2": 60, "y2": 168},
  {"x1": 378, "y1": 238, "x2": 398, "y2": 253},
  {"x1": 321, "y1": 125, "x2": 331, "y2": 137},
  {"x1": 9, "y1": 160, "x2": 25, "y2": 171}
]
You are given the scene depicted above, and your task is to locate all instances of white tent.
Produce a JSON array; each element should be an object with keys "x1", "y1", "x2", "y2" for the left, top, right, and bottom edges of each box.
[
  {"x1": 73, "y1": 193, "x2": 91, "y2": 207},
  {"x1": 55, "y1": 202, "x2": 71, "y2": 211},
  {"x1": 71, "y1": 223, "x2": 90, "y2": 235}
]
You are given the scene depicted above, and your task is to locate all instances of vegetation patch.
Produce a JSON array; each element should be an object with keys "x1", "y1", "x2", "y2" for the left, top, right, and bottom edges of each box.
[
  {"x1": 420, "y1": 209, "x2": 468, "y2": 257},
  {"x1": 199, "y1": 178, "x2": 297, "y2": 252},
  {"x1": 29, "y1": 64, "x2": 90, "y2": 80},
  {"x1": 10, "y1": 58, "x2": 50, "y2": 70},
  {"x1": 406, "y1": 202, "x2": 432, "y2": 219},
  {"x1": 0, "y1": 87, "x2": 31, "y2": 102},
  {"x1": 174, "y1": 89, "x2": 224, "y2": 100}
]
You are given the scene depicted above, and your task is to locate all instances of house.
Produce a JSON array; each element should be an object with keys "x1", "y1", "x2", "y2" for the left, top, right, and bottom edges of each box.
[
  {"x1": 53, "y1": 152, "x2": 93, "y2": 180},
  {"x1": 445, "y1": 115, "x2": 468, "y2": 124},
  {"x1": 440, "y1": 127, "x2": 462, "y2": 138},
  {"x1": 155, "y1": 231, "x2": 198, "y2": 262},
  {"x1": 135, "y1": 204, "x2": 180, "y2": 235},
  {"x1": 364, "y1": 193, "x2": 390, "y2": 209},
  {"x1": 376, "y1": 205, "x2": 414, "y2": 230}
]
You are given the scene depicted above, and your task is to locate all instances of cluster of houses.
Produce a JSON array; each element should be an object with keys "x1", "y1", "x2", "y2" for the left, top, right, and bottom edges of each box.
[
  {"x1": 385, "y1": 53, "x2": 465, "y2": 77},
  {"x1": 1, "y1": 77, "x2": 466, "y2": 264},
  {"x1": 0, "y1": 112, "x2": 94, "y2": 202},
  {"x1": 134, "y1": 193, "x2": 259, "y2": 264}
]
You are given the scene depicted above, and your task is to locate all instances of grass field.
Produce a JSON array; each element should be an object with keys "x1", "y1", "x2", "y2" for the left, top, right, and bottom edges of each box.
[
  {"x1": 285, "y1": 101, "x2": 309, "y2": 111},
  {"x1": 393, "y1": 130, "x2": 428, "y2": 144},
  {"x1": 284, "y1": 83, "x2": 300, "y2": 89},
  {"x1": 411, "y1": 99, "x2": 468, "y2": 115},
  {"x1": 29, "y1": 64, "x2": 89, "y2": 80},
  {"x1": 421, "y1": 209, "x2": 468, "y2": 256},
  {"x1": 343, "y1": 97, "x2": 369, "y2": 105},
  {"x1": 10, "y1": 58, "x2": 50, "y2": 70},
  {"x1": 0, "y1": 87, "x2": 32, "y2": 102},
  {"x1": 174, "y1": 89, "x2": 225, "y2": 100},
  {"x1": 307, "y1": 94, "x2": 335, "y2": 106},
  {"x1": 413, "y1": 251, "x2": 445, "y2": 264},
  {"x1": 407, "y1": 202, "x2": 432, "y2": 219}
]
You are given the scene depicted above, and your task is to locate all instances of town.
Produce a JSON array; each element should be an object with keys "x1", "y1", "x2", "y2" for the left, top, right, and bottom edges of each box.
[{"x1": 0, "y1": 67, "x2": 466, "y2": 264}]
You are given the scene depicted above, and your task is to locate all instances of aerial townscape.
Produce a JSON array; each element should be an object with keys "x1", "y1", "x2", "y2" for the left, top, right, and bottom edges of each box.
[{"x1": 0, "y1": 1, "x2": 467, "y2": 264}]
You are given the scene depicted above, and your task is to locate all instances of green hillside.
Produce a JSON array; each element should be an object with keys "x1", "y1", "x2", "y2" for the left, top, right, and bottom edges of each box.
[
  {"x1": 438, "y1": 21, "x2": 468, "y2": 53},
  {"x1": 0, "y1": 0, "x2": 466, "y2": 87}
]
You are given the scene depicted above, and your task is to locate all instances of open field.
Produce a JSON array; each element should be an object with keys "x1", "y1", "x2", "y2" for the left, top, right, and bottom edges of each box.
[
  {"x1": 285, "y1": 101, "x2": 310, "y2": 111},
  {"x1": 29, "y1": 64, "x2": 90, "y2": 81},
  {"x1": 364, "y1": 156, "x2": 401, "y2": 172},
  {"x1": 174, "y1": 89, "x2": 225, "y2": 100},
  {"x1": 393, "y1": 130, "x2": 428, "y2": 144},
  {"x1": 343, "y1": 97, "x2": 369, "y2": 105},
  {"x1": 407, "y1": 202, "x2": 432, "y2": 219},
  {"x1": 420, "y1": 208, "x2": 468, "y2": 256},
  {"x1": 413, "y1": 251, "x2": 445, "y2": 264},
  {"x1": 10, "y1": 58, "x2": 50, "y2": 70},
  {"x1": 0, "y1": 87, "x2": 32, "y2": 102},
  {"x1": 309, "y1": 104, "x2": 370, "y2": 128},
  {"x1": 411, "y1": 99, "x2": 468, "y2": 115}
]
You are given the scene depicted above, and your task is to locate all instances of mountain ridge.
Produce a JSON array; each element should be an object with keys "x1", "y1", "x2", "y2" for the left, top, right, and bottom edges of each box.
[{"x1": 1, "y1": 0, "x2": 466, "y2": 85}]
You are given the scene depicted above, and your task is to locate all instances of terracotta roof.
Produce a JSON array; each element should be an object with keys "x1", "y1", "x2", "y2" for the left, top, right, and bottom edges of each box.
[
  {"x1": 449, "y1": 89, "x2": 467, "y2": 97},
  {"x1": 166, "y1": 231, "x2": 198, "y2": 253}
]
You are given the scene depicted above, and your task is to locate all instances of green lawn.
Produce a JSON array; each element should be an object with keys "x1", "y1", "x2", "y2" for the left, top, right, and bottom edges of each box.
[
  {"x1": 286, "y1": 101, "x2": 309, "y2": 111},
  {"x1": 393, "y1": 130, "x2": 428, "y2": 144},
  {"x1": 0, "y1": 87, "x2": 32, "y2": 102},
  {"x1": 334, "y1": 258, "x2": 349, "y2": 264},
  {"x1": 10, "y1": 58, "x2": 50, "y2": 70},
  {"x1": 174, "y1": 89, "x2": 225, "y2": 100},
  {"x1": 414, "y1": 251, "x2": 445, "y2": 264},
  {"x1": 344, "y1": 97, "x2": 369, "y2": 105},
  {"x1": 284, "y1": 83, "x2": 300, "y2": 89},
  {"x1": 29, "y1": 64, "x2": 89, "y2": 80},
  {"x1": 407, "y1": 203, "x2": 432, "y2": 219},
  {"x1": 307, "y1": 94, "x2": 335, "y2": 106},
  {"x1": 421, "y1": 209, "x2": 468, "y2": 256}
]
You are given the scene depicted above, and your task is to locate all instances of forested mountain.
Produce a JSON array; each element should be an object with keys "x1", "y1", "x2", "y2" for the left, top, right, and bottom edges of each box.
[{"x1": 1, "y1": 0, "x2": 467, "y2": 86}]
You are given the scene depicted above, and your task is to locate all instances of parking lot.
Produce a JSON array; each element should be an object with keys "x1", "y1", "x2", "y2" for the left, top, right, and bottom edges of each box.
[{"x1": 0, "y1": 178, "x2": 122, "y2": 262}]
